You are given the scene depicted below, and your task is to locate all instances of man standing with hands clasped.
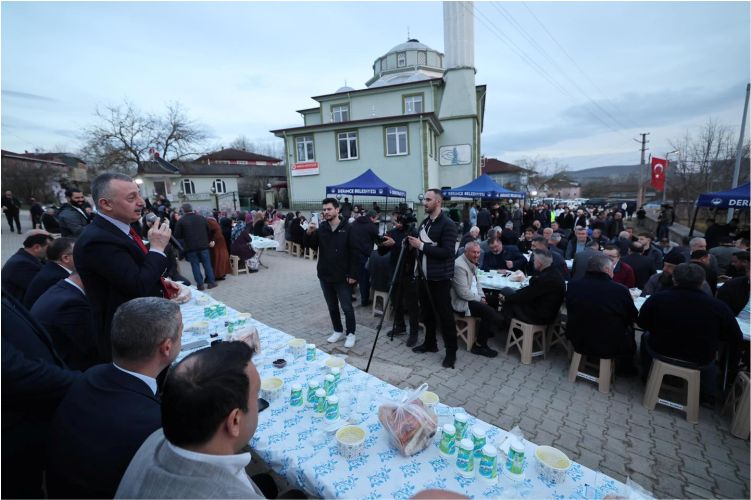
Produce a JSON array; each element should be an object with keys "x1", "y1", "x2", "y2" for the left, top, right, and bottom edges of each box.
[
  {"x1": 74, "y1": 172, "x2": 177, "y2": 362},
  {"x1": 408, "y1": 189, "x2": 459, "y2": 369},
  {"x1": 304, "y1": 198, "x2": 359, "y2": 349}
]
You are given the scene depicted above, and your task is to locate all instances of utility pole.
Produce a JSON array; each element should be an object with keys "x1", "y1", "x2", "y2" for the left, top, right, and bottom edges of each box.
[
  {"x1": 728, "y1": 83, "x2": 750, "y2": 222},
  {"x1": 635, "y1": 132, "x2": 650, "y2": 208}
]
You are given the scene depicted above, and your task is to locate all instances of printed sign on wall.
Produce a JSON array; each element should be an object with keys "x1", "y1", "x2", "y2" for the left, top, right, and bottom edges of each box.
[
  {"x1": 291, "y1": 162, "x2": 319, "y2": 176},
  {"x1": 439, "y1": 144, "x2": 472, "y2": 166}
]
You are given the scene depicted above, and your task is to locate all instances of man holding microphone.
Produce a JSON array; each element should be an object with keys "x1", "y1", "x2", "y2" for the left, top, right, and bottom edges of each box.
[
  {"x1": 74, "y1": 172, "x2": 176, "y2": 362},
  {"x1": 408, "y1": 189, "x2": 459, "y2": 369}
]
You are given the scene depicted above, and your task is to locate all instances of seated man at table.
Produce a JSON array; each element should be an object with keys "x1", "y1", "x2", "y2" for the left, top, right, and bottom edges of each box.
[
  {"x1": 620, "y1": 241, "x2": 656, "y2": 289},
  {"x1": 637, "y1": 263, "x2": 742, "y2": 400},
  {"x1": 480, "y1": 237, "x2": 526, "y2": 273},
  {"x1": 691, "y1": 250, "x2": 718, "y2": 295},
  {"x1": 602, "y1": 244, "x2": 635, "y2": 289},
  {"x1": 528, "y1": 236, "x2": 567, "y2": 278},
  {"x1": 564, "y1": 226, "x2": 592, "y2": 259},
  {"x1": 570, "y1": 240, "x2": 601, "y2": 281},
  {"x1": 450, "y1": 242, "x2": 501, "y2": 358},
  {"x1": 116, "y1": 341, "x2": 277, "y2": 499},
  {"x1": 566, "y1": 254, "x2": 639, "y2": 375},
  {"x1": 717, "y1": 263, "x2": 750, "y2": 317},
  {"x1": 499, "y1": 249, "x2": 565, "y2": 329},
  {"x1": 46, "y1": 297, "x2": 182, "y2": 499}
]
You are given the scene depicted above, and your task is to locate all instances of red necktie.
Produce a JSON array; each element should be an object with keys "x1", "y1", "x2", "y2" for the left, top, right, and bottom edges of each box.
[{"x1": 129, "y1": 227, "x2": 148, "y2": 255}]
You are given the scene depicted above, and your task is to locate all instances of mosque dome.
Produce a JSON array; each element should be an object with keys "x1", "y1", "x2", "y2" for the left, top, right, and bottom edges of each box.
[
  {"x1": 335, "y1": 85, "x2": 355, "y2": 93},
  {"x1": 366, "y1": 38, "x2": 445, "y2": 88}
]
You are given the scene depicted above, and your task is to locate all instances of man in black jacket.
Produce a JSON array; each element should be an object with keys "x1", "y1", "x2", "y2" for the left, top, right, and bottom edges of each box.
[
  {"x1": 1, "y1": 231, "x2": 53, "y2": 301},
  {"x1": 1, "y1": 292, "x2": 81, "y2": 498},
  {"x1": 500, "y1": 249, "x2": 565, "y2": 328},
  {"x1": 717, "y1": 266, "x2": 750, "y2": 317},
  {"x1": 1, "y1": 190, "x2": 22, "y2": 233},
  {"x1": 23, "y1": 236, "x2": 75, "y2": 309},
  {"x1": 174, "y1": 204, "x2": 216, "y2": 291},
  {"x1": 566, "y1": 254, "x2": 639, "y2": 375},
  {"x1": 621, "y1": 241, "x2": 656, "y2": 289},
  {"x1": 46, "y1": 297, "x2": 181, "y2": 499},
  {"x1": 638, "y1": 263, "x2": 742, "y2": 398},
  {"x1": 480, "y1": 237, "x2": 527, "y2": 272},
  {"x1": 305, "y1": 198, "x2": 359, "y2": 349},
  {"x1": 408, "y1": 189, "x2": 459, "y2": 368},
  {"x1": 348, "y1": 210, "x2": 380, "y2": 306},
  {"x1": 58, "y1": 189, "x2": 91, "y2": 237}
]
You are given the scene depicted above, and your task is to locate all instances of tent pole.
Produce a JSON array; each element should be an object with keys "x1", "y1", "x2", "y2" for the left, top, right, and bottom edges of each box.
[{"x1": 688, "y1": 205, "x2": 699, "y2": 238}]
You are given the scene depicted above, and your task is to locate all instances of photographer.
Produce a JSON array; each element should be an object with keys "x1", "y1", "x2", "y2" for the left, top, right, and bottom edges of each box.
[
  {"x1": 379, "y1": 213, "x2": 420, "y2": 346},
  {"x1": 304, "y1": 198, "x2": 359, "y2": 349},
  {"x1": 407, "y1": 189, "x2": 459, "y2": 369}
]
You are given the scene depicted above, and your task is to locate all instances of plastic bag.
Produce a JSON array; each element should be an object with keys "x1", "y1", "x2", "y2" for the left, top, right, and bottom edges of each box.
[
  {"x1": 378, "y1": 383, "x2": 438, "y2": 456},
  {"x1": 497, "y1": 425, "x2": 526, "y2": 459}
]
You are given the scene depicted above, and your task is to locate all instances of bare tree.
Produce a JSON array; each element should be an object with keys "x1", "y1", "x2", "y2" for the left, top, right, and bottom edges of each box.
[{"x1": 82, "y1": 100, "x2": 208, "y2": 174}]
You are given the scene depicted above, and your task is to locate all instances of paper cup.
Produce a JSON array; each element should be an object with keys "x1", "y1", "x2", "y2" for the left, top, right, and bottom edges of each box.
[
  {"x1": 324, "y1": 356, "x2": 346, "y2": 371},
  {"x1": 287, "y1": 338, "x2": 306, "y2": 358},
  {"x1": 260, "y1": 377, "x2": 284, "y2": 401},
  {"x1": 336, "y1": 425, "x2": 366, "y2": 459},
  {"x1": 419, "y1": 391, "x2": 440, "y2": 409},
  {"x1": 534, "y1": 445, "x2": 571, "y2": 484}
]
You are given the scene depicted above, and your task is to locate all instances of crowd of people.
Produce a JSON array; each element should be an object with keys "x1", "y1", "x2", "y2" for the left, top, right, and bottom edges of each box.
[{"x1": 2, "y1": 173, "x2": 748, "y2": 498}]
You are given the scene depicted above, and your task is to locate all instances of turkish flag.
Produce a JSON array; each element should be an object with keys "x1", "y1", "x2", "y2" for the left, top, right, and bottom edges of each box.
[{"x1": 651, "y1": 157, "x2": 667, "y2": 192}]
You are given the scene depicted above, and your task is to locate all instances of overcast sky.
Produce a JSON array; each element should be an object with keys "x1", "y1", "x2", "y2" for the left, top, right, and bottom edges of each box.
[{"x1": 2, "y1": 1, "x2": 749, "y2": 170}]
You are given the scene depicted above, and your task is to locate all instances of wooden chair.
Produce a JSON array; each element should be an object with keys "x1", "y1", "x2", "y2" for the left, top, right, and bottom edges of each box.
[
  {"x1": 505, "y1": 319, "x2": 547, "y2": 364},
  {"x1": 643, "y1": 358, "x2": 702, "y2": 423},
  {"x1": 454, "y1": 314, "x2": 477, "y2": 352},
  {"x1": 229, "y1": 255, "x2": 248, "y2": 276},
  {"x1": 724, "y1": 371, "x2": 750, "y2": 439},
  {"x1": 568, "y1": 352, "x2": 614, "y2": 394}
]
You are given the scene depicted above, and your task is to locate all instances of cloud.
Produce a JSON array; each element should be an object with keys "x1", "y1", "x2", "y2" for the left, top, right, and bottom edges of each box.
[
  {"x1": 2, "y1": 89, "x2": 58, "y2": 102},
  {"x1": 485, "y1": 81, "x2": 746, "y2": 153}
]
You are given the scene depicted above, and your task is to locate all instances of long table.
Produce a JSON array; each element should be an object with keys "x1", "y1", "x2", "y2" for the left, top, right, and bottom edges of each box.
[{"x1": 177, "y1": 290, "x2": 644, "y2": 499}]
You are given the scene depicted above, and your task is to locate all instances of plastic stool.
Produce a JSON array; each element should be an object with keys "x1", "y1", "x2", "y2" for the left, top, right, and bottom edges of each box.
[
  {"x1": 546, "y1": 319, "x2": 572, "y2": 358},
  {"x1": 229, "y1": 255, "x2": 248, "y2": 276},
  {"x1": 505, "y1": 319, "x2": 547, "y2": 364},
  {"x1": 372, "y1": 291, "x2": 391, "y2": 319},
  {"x1": 454, "y1": 314, "x2": 477, "y2": 352},
  {"x1": 304, "y1": 247, "x2": 318, "y2": 260},
  {"x1": 643, "y1": 358, "x2": 701, "y2": 423},
  {"x1": 291, "y1": 243, "x2": 303, "y2": 257},
  {"x1": 724, "y1": 371, "x2": 750, "y2": 439},
  {"x1": 568, "y1": 352, "x2": 614, "y2": 394}
]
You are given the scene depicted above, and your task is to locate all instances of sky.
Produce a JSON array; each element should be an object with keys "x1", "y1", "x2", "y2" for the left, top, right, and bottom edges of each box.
[{"x1": 2, "y1": 1, "x2": 749, "y2": 170}]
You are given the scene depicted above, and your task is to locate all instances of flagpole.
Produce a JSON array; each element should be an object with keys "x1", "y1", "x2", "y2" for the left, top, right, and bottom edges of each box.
[{"x1": 728, "y1": 83, "x2": 750, "y2": 222}]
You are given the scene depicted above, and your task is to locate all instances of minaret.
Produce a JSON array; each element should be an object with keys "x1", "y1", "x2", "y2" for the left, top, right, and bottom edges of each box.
[{"x1": 439, "y1": 1, "x2": 477, "y2": 118}]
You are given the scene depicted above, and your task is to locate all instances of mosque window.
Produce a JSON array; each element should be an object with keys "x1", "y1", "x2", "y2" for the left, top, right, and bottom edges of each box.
[
  {"x1": 385, "y1": 126, "x2": 408, "y2": 156},
  {"x1": 418, "y1": 51, "x2": 427, "y2": 65},
  {"x1": 331, "y1": 104, "x2": 349, "y2": 123},
  {"x1": 296, "y1": 136, "x2": 315, "y2": 162},
  {"x1": 397, "y1": 52, "x2": 407, "y2": 67},
  {"x1": 337, "y1": 131, "x2": 358, "y2": 160},
  {"x1": 212, "y1": 179, "x2": 226, "y2": 194},
  {"x1": 403, "y1": 94, "x2": 423, "y2": 114}
]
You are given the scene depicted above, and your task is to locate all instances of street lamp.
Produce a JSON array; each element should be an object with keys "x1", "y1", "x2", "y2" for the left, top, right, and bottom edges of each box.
[{"x1": 662, "y1": 149, "x2": 679, "y2": 203}]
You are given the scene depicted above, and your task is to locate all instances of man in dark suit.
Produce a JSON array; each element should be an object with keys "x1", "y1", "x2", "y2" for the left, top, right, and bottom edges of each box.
[
  {"x1": 717, "y1": 268, "x2": 750, "y2": 317},
  {"x1": 31, "y1": 273, "x2": 98, "y2": 371},
  {"x1": 621, "y1": 241, "x2": 657, "y2": 289},
  {"x1": 58, "y1": 188, "x2": 91, "y2": 237},
  {"x1": 1, "y1": 189, "x2": 22, "y2": 233},
  {"x1": 500, "y1": 248, "x2": 565, "y2": 327},
  {"x1": 566, "y1": 254, "x2": 639, "y2": 375},
  {"x1": 1, "y1": 231, "x2": 53, "y2": 301},
  {"x1": 74, "y1": 172, "x2": 174, "y2": 362},
  {"x1": 570, "y1": 240, "x2": 601, "y2": 281},
  {"x1": 1, "y1": 292, "x2": 81, "y2": 498},
  {"x1": 480, "y1": 237, "x2": 527, "y2": 272},
  {"x1": 23, "y1": 236, "x2": 75, "y2": 309},
  {"x1": 46, "y1": 297, "x2": 183, "y2": 499},
  {"x1": 173, "y1": 203, "x2": 217, "y2": 291}
]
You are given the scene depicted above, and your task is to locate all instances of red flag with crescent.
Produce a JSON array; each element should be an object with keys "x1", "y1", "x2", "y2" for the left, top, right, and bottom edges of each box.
[{"x1": 651, "y1": 157, "x2": 667, "y2": 192}]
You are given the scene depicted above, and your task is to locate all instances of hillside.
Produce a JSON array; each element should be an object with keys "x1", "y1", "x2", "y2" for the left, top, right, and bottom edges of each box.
[{"x1": 567, "y1": 164, "x2": 641, "y2": 182}]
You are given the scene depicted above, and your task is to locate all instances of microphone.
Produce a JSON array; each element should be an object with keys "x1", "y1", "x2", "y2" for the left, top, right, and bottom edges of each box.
[{"x1": 144, "y1": 213, "x2": 184, "y2": 252}]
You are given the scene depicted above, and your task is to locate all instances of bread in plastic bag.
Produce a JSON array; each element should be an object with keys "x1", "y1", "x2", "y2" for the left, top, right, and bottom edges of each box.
[{"x1": 378, "y1": 383, "x2": 438, "y2": 456}]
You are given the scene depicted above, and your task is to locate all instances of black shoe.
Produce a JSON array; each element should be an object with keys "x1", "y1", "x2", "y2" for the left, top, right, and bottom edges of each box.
[
  {"x1": 412, "y1": 343, "x2": 438, "y2": 353},
  {"x1": 406, "y1": 333, "x2": 418, "y2": 347},
  {"x1": 207, "y1": 282, "x2": 218, "y2": 289},
  {"x1": 197, "y1": 284, "x2": 205, "y2": 291},
  {"x1": 471, "y1": 344, "x2": 498, "y2": 358},
  {"x1": 249, "y1": 269, "x2": 259, "y2": 273},
  {"x1": 387, "y1": 325, "x2": 407, "y2": 336},
  {"x1": 361, "y1": 301, "x2": 371, "y2": 307},
  {"x1": 442, "y1": 351, "x2": 456, "y2": 369}
]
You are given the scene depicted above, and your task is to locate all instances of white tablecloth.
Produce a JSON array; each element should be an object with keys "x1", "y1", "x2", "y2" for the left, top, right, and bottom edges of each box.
[
  {"x1": 477, "y1": 271, "x2": 524, "y2": 292},
  {"x1": 251, "y1": 235, "x2": 279, "y2": 250},
  {"x1": 176, "y1": 290, "x2": 639, "y2": 499}
]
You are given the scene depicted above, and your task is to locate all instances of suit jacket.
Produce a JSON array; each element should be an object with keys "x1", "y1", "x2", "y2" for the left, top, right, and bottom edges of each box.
[
  {"x1": 451, "y1": 255, "x2": 483, "y2": 314},
  {"x1": 621, "y1": 253, "x2": 656, "y2": 289},
  {"x1": 566, "y1": 271, "x2": 638, "y2": 358},
  {"x1": 31, "y1": 280, "x2": 98, "y2": 371},
  {"x1": 717, "y1": 276, "x2": 750, "y2": 316},
  {"x1": 74, "y1": 216, "x2": 167, "y2": 362},
  {"x1": 47, "y1": 364, "x2": 161, "y2": 499},
  {"x1": 570, "y1": 247, "x2": 600, "y2": 281},
  {"x1": 23, "y1": 261, "x2": 70, "y2": 309},
  {"x1": 505, "y1": 265, "x2": 565, "y2": 324},
  {"x1": 1, "y1": 249, "x2": 43, "y2": 301},
  {"x1": 57, "y1": 204, "x2": 90, "y2": 237},
  {"x1": 116, "y1": 429, "x2": 263, "y2": 499},
  {"x1": 480, "y1": 246, "x2": 526, "y2": 272}
]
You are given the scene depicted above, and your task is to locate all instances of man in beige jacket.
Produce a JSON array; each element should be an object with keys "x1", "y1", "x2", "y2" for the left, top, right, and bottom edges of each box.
[{"x1": 450, "y1": 242, "x2": 503, "y2": 358}]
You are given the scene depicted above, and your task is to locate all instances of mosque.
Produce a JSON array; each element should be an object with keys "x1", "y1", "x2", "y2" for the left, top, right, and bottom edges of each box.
[{"x1": 271, "y1": 1, "x2": 485, "y2": 205}]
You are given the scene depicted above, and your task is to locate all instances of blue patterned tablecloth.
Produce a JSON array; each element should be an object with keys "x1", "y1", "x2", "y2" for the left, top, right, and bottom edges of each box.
[{"x1": 179, "y1": 290, "x2": 641, "y2": 499}]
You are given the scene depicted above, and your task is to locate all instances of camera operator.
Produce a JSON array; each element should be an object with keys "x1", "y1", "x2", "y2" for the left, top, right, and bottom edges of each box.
[
  {"x1": 379, "y1": 213, "x2": 420, "y2": 346},
  {"x1": 407, "y1": 189, "x2": 459, "y2": 369}
]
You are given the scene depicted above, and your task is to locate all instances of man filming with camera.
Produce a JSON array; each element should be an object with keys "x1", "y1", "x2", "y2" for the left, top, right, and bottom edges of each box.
[{"x1": 407, "y1": 189, "x2": 459, "y2": 369}]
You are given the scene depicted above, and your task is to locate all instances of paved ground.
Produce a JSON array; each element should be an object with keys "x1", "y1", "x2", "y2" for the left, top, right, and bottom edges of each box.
[{"x1": 2, "y1": 214, "x2": 749, "y2": 499}]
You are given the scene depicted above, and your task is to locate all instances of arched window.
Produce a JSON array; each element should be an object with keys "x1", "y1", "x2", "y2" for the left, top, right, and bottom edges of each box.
[
  {"x1": 212, "y1": 179, "x2": 226, "y2": 194},
  {"x1": 181, "y1": 178, "x2": 195, "y2": 195}
]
